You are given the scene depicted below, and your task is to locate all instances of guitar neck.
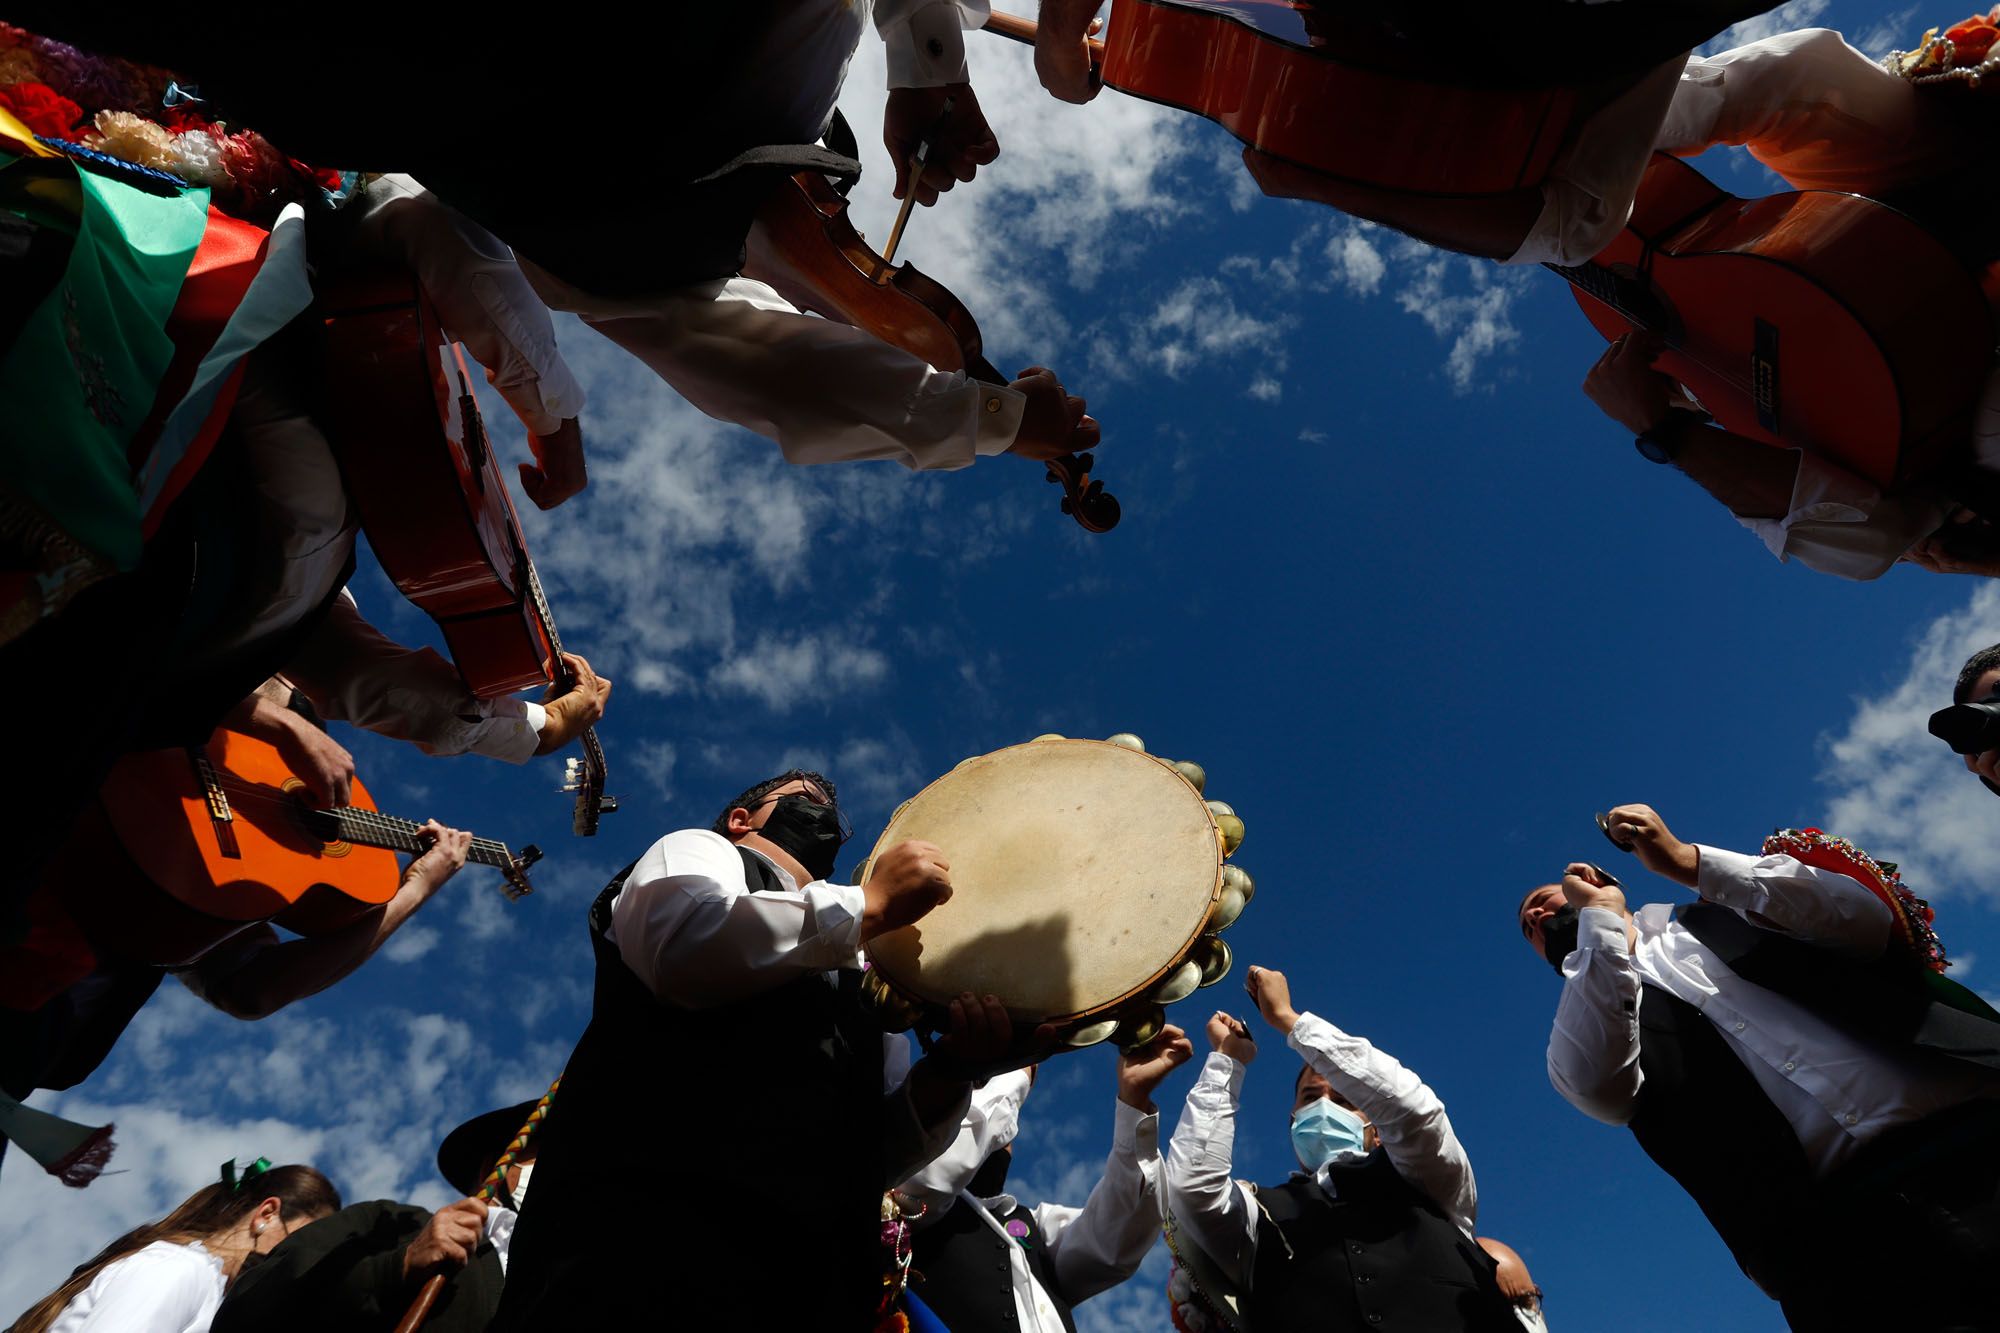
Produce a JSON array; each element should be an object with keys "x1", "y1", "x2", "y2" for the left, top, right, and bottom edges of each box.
[{"x1": 324, "y1": 807, "x2": 516, "y2": 872}]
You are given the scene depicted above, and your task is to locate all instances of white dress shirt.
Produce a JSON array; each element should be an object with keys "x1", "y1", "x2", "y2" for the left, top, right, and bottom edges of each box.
[
  {"x1": 1548, "y1": 845, "x2": 2000, "y2": 1176},
  {"x1": 606, "y1": 828, "x2": 968, "y2": 1181},
  {"x1": 519, "y1": 0, "x2": 1028, "y2": 471},
  {"x1": 49, "y1": 1240, "x2": 225, "y2": 1333},
  {"x1": 282, "y1": 592, "x2": 547, "y2": 765},
  {"x1": 898, "y1": 1072, "x2": 1163, "y2": 1332},
  {"x1": 1165, "y1": 1014, "x2": 1479, "y2": 1288}
]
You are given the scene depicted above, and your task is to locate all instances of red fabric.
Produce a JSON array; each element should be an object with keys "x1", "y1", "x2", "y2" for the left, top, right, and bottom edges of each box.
[
  {"x1": 0, "y1": 884, "x2": 97, "y2": 1011},
  {"x1": 140, "y1": 358, "x2": 247, "y2": 540},
  {"x1": 0, "y1": 81, "x2": 81, "y2": 138}
]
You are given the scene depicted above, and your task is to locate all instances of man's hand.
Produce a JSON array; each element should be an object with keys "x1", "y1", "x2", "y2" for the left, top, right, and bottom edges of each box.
[
  {"x1": 401, "y1": 1197, "x2": 487, "y2": 1279},
  {"x1": 1582, "y1": 331, "x2": 1677, "y2": 436},
  {"x1": 1245, "y1": 965, "x2": 1300, "y2": 1035},
  {"x1": 1117, "y1": 1024, "x2": 1193, "y2": 1112},
  {"x1": 518, "y1": 417, "x2": 587, "y2": 510},
  {"x1": 1599, "y1": 803, "x2": 1699, "y2": 886},
  {"x1": 885, "y1": 83, "x2": 999, "y2": 206},
  {"x1": 535, "y1": 652, "x2": 612, "y2": 755},
  {"x1": 1205, "y1": 1010, "x2": 1258, "y2": 1064},
  {"x1": 1009, "y1": 366, "x2": 1100, "y2": 462},
  {"x1": 928, "y1": 992, "x2": 1061, "y2": 1075},
  {"x1": 1034, "y1": 2, "x2": 1105, "y2": 102},
  {"x1": 404, "y1": 820, "x2": 472, "y2": 897},
  {"x1": 1908, "y1": 514, "x2": 2000, "y2": 579},
  {"x1": 1561, "y1": 861, "x2": 1628, "y2": 915},
  {"x1": 861, "y1": 840, "x2": 953, "y2": 940},
  {"x1": 271, "y1": 715, "x2": 355, "y2": 809}
]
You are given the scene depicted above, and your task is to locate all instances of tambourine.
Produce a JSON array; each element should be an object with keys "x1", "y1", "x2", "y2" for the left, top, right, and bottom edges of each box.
[{"x1": 857, "y1": 732, "x2": 1252, "y2": 1048}]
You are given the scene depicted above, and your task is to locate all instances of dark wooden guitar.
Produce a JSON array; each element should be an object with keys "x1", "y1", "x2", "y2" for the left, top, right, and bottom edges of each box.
[
  {"x1": 320, "y1": 266, "x2": 616, "y2": 835},
  {"x1": 49, "y1": 728, "x2": 539, "y2": 969},
  {"x1": 1550, "y1": 154, "x2": 1994, "y2": 489}
]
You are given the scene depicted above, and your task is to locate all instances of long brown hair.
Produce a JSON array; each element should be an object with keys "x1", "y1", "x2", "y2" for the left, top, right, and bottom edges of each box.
[{"x1": 8, "y1": 1164, "x2": 340, "y2": 1333}]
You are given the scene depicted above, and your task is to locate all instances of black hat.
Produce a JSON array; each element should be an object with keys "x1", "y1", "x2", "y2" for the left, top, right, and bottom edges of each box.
[{"x1": 436, "y1": 1101, "x2": 538, "y2": 1198}]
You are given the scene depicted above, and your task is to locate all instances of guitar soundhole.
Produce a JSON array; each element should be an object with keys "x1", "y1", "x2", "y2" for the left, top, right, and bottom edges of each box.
[{"x1": 280, "y1": 776, "x2": 353, "y2": 858}]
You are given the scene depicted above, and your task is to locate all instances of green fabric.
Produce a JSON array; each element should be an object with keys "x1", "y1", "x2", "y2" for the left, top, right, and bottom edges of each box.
[
  {"x1": 1924, "y1": 968, "x2": 2000, "y2": 1023},
  {"x1": 0, "y1": 149, "x2": 207, "y2": 570}
]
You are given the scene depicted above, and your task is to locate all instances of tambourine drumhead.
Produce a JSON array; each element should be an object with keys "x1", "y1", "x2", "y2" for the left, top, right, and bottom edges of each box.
[{"x1": 865, "y1": 738, "x2": 1222, "y2": 1022}]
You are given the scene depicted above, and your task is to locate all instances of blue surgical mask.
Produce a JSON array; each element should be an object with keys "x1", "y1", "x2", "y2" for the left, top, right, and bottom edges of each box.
[{"x1": 1291, "y1": 1097, "x2": 1369, "y2": 1171}]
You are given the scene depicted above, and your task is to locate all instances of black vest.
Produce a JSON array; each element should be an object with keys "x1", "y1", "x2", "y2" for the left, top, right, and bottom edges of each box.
[
  {"x1": 910, "y1": 1197, "x2": 1077, "y2": 1333},
  {"x1": 1245, "y1": 1156, "x2": 1515, "y2": 1333},
  {"x1": 492, "y1": 847, "x2": 887, "y2": 1331},
  {"x1": 1679, "y1": 901, "x2": 2000, "y2": 1071},
  {"x1": 1627, "y1": 906, "x2": 2000, "y2": 1298}
]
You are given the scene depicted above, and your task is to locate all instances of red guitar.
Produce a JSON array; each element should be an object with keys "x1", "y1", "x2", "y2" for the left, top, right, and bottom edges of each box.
[
  {"x1": 1552, "y1": 154, "x2": 1994, "y2": 489},
  {"x1": 320, "y1": 267, "x2": 616, "y2": 835},
  {"x1": 984, "y1": 3, "x2": 1578, "y2": 197},
  {"x1": 47, "y1": 729, "x2": 538, "y2": 970}
]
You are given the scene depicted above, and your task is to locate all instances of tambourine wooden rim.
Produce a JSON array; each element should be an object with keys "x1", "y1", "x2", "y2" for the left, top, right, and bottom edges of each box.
[{"x1": 858, "y1": 734, "x2": 1249, "y2": 1046}]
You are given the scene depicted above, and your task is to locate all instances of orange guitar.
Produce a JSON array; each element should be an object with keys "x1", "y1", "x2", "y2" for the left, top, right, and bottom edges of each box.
[
  {"x1": 1552, "y1": 153, "x2": 1994, "y2": 489},
  {"x1": 49, "y1": 728, "x2": 538, "y2": 970},
  {"x1": 320, "y1": 265, "x2": 616, "y2": 836}
]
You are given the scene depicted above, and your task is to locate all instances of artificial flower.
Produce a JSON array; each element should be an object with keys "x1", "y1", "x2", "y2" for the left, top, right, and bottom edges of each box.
[
  {"x1": 1946, "y1": 12, "x2": 2000, "y2": 61},
  {"x1": 0, "y1": 80, "x2": 80, "y2": 139},
  {"x1": 86, "y1": 109, "x2": 177, "y2": 170}
]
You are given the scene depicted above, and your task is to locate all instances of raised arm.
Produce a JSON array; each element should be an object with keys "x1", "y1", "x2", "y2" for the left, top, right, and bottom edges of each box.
[
  {"x1": 1163, "y1": 1013, "x2": 1263, "y2": 1288},
  {"x1": 1247, "y1": 966, "x2": 1478, "y2": 1236},
  {"x1": 1545, "y1": 865, "x2": 1645, "y2": 1125},
  {"x1": 897, "y1": 1067, "x2": 1032, "y2": 1217},
  {"x1": 1602, "y1": 803, "x2": 1892, "y2": 956},
  {"x1": 1036, "y1": 1026, "x2": 1188, "y2": 1304}
]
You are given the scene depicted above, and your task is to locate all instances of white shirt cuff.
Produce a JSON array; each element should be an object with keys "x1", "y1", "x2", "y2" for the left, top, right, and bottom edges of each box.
[
  {"x1": 1113, "y1": 1097, "x2": 1159, "y2": 1153},
  {"x1": 882, "y1": 2, "x2": 972, "y2": 87},
  {"x1": 1692, "y1": 843, "x2": 1761, "y2": 905},
  {"x1": 1576, "y1": 906, "x2": 1630, "y2": 956},
  {"x1": 974, "y1": 382, "x2": 1026, "y2": 457},
  {"x1": 805, "y1": 881, "x2": 868, "y2": 961},
  {"x1": 1196, "y1": 1050, "x2": 1245, "y2": 1095}
]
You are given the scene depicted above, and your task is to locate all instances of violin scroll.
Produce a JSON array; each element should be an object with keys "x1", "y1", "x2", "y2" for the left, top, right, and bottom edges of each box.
[{"x1": 1046, "y1": 452, "x2": 1120, "y2": 533}]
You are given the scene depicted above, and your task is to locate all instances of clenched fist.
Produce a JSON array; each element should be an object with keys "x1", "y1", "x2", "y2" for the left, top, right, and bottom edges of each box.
[
  {"x1": 1205, "y1": 1010, "x2": 1258, "y2": 1065},
  {"x1": 1600, "y1": 803, "x2": 1700, "y2": 886},
  {"x1": 861, "y1": 839, "x2": 953, "y2": 940},
  {"x1": 1560, "y1": 861, "x2": 1628, "y2": 916}
]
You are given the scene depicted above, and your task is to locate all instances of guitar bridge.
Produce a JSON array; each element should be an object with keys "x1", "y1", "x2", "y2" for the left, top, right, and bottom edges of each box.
[{"x1": 188, "y1": 748, "x2": 242, "y2": 859}]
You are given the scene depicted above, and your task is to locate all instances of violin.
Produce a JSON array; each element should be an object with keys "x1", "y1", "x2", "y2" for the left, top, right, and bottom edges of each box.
[{"x1": 741, "y1": 170, "x2": 1119, "y2": 533}]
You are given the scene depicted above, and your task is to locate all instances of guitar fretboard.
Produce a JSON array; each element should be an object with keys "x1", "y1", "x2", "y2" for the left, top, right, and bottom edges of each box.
[{"x1": 325, "y1": 807, "x2": 516, "y2": 871}]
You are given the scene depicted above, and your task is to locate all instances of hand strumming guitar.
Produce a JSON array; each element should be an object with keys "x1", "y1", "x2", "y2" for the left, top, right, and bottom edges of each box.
[{"x1": 519, "y1": 416, "x2": 587, "y2": 510}]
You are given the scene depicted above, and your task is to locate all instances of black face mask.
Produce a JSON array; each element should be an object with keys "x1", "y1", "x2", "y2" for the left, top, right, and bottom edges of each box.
[
  {"x1": 967, "y1": 1147, "x2": 1012, "y2": 1198},
  {"x1": 756, "y1": 794, "x2": 847, "y2": 882},
  {"x1": 1539, "y1": 904, "x2": 1581, "y2": 975}
]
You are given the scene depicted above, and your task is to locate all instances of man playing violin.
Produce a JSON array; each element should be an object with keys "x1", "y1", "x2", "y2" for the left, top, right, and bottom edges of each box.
[{"x1": 492, "y1": 768, "x2": 1044, "y2": 1331}]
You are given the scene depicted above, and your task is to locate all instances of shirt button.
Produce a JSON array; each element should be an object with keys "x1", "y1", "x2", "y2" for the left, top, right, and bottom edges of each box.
[
  {"x1": 1846, "y1": 1113, "x2": 1860, "y2": 1126},
  {"x1": 1733, "y1": 1020, "x2": 1746, "y2": 1032},
  {"x1": 1350, "y1": 1243, "x2": 1364, "y2": 1254},
  {"x1": 985, "y1": 396, "x2": 1002, "y2": 414},
  {"x1": 1783, "y1": 1061, "x2": 1797, "y2": 1073}
]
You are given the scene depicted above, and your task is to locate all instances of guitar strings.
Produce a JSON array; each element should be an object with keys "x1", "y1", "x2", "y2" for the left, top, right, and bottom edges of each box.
[{"x1": 191, "y1": 774, "x2": 515, "y2": 865}]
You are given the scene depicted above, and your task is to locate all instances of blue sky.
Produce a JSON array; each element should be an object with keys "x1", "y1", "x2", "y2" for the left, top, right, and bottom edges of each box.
[{"x1": 8, "y1": 3, "x2": 1999, "y2": 1329}]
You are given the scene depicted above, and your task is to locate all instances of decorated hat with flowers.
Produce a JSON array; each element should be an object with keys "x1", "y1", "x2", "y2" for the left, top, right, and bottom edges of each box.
[
  {"x1": 1761, "y1": 828, "x2": 1948, "y2": 972},
  {"x1": 1884, "y1": 8, "x2": 2000, "y2": 87}
]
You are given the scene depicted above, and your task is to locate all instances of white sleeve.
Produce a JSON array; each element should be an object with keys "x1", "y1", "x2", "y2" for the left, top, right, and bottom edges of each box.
[
  {"x1": 353, "y1": 175, "x2": 583, "y2": 435},
  {"x1": 1735, "y1": 449, "x2": 1945, "y2": 581},
  {"x1": 282, "y1": 592, "x2": 545, "y2": 764},
  {"x1": 574, "y1": 276, "x2": 1024, "y2": 470},
  {"x1": 881, "y1": 1042, "x2": 976, "y2": 1189},
  {"x1": 1288, "y1": 1012, "x2": 1477, "y2": 1237},
  {"x1": 1547, "y1": 907, "x2": 1645, "y2": 1126},
  {"x1": 874, "y1": 0, "x2": 990, "y2": 87},
  {"x1": 1163, "y1": 1052, "x2": 1258, "y2": 1287},
  {"x1": 1038, "y1": 1099, "x2": 1163, "y2": 1305},
  {"x1": 57, "y1": 1246, "x2": 220, "y2": 1332},
  {"x1": 898, "y1": 1069, "x2": 1031, "y2": 1217},
  {"x1": 608, "y1": 829, "x2": 866, "y2": 1006},
  {"x1": 1695, "y1": 845, "x2": 1893, "y2": 957}
]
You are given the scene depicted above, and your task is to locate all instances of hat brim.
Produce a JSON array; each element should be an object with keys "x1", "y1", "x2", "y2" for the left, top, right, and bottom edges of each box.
[{"x1": 436, "y1": 1100, "x2": 539, "y2": 1198}]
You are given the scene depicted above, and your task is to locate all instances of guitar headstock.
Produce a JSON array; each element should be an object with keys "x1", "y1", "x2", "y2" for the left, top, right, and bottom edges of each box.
[
  {"x1": 500, "y1": 843, "x2": 543, "y2": 901},
  {"x1": 562, "y1": 744, "x2": 619, "y2": 838}
]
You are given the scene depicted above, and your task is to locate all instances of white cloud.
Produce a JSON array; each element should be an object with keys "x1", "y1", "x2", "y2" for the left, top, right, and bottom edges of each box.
[
  {"x1": 630, "y1": 739, "x2": 679, "y2": 798},
  {"x1": 1298, "y1": 428, "x2": 1329, "y2": 444},
  {"x1": 1857, "y1": 6, "x2": 1924, "y2": 58},
  {"x1": 1326, "y1": 223, "x2": 1387, "y2": 297},
  {"x1": 1703, "y1": 0, "x2": 1834, "y2": 53},
  {"x1": 1246, "y1": 375, "x2": 1282, "y2": 402},
  {"x1": 1817, "y1": 582, "x2": 2000, "y2": 909},
  {"x1": 1390, "y1": 244, "x2": 1527, "y2": 393},
  {"x1": 381, "y1": 924, "x2": 440, "y2": 963},
  {"x1": 709, "y1": 632, "x2": 892, "y2": 710}
]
